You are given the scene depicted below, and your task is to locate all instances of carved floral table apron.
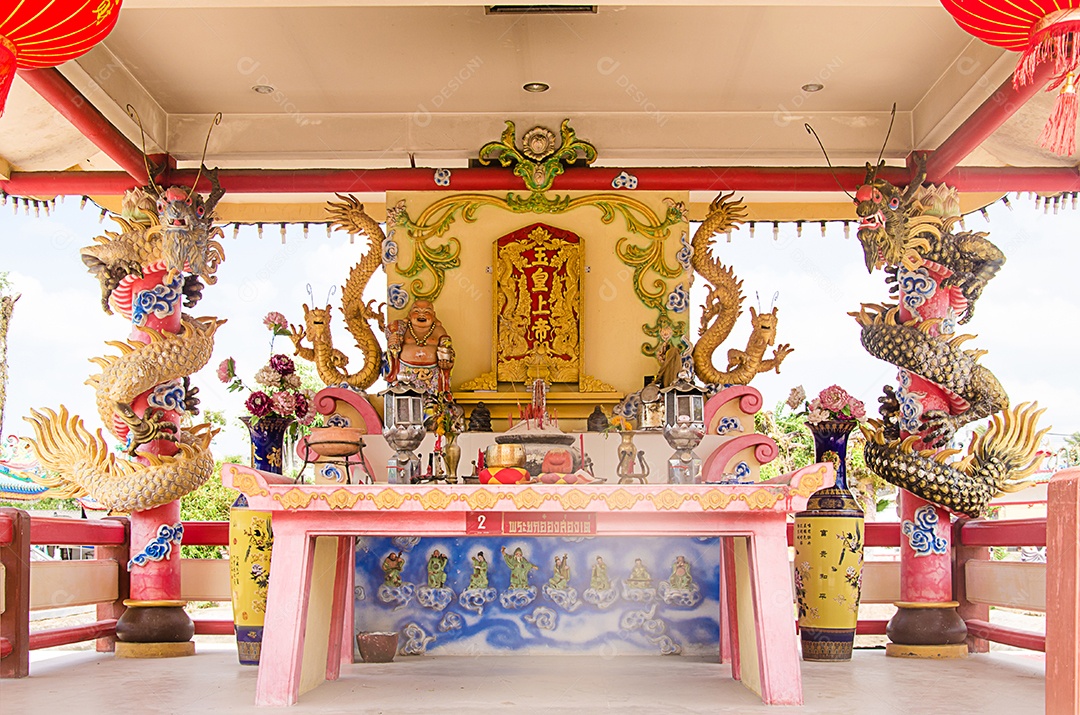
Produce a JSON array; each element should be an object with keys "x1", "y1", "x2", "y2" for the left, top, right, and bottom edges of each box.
[{"x1": 222, "y1": 462, "x2": 831, "y2": 707}]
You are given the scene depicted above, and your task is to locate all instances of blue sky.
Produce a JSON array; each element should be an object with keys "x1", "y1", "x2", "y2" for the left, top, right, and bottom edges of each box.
[{"x1": 1, "y1": 194, "x2": 1078, "y2": 459}]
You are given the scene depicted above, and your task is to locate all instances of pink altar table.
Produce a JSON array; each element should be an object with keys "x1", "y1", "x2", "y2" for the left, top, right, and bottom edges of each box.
[{"x1": 222, "y1": 462, "x2": 832, "y2": 707}]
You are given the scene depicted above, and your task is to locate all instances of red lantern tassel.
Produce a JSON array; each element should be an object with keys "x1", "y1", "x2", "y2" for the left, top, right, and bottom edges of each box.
[
  {"x1": 1013, "y1": 9, "x2": 1080, "y2": 86},
  {"x1": 1038, "y1": 73, "x2": 1078, "y2": 156},
  {"x1": 0, "y1": 36, "x2": 16, "y2": 116}
]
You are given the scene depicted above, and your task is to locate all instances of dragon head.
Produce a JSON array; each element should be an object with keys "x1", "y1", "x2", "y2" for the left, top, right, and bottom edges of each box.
[
  {"x1": 748, "y1": 307, "x2": 778, "y2": 346},
  {"x1": 156, "y1": 186, "x2": 208, "y2": 233},
  {"x1": 854, "y1": 162, "x2": 909, "y2": 272},
  {"x1": 302, "y1": 304, "x2": 334, "y2": 341},
  {"x1": 154, "y1": 168, "x2": 223, "y2": 234},
  {"x1": 854, "y1": 158, "x2": 927, "y2": 273}
]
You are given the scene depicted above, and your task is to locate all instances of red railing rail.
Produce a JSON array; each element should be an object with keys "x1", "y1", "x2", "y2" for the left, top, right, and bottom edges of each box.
[
  {"x1": 181, "y1": 521, "x2": 229, "y2": 546},
  {"x1": 1, "y1": 509, "x2": 133, "y2": 677},
  {"x1": 953, "y1": 515, "x2": 1048, "y2": 655},
  {"x1": 958, "y1": 518, "x2": 1048, "y2": 548},
  {"x1": 0, "y1": 509, "x2": 30, "y2": 678}
]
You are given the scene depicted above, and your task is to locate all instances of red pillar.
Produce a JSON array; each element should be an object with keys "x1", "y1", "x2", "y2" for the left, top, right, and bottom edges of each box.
[
  {"x1": 1047, "y1": 468, "x2": 1080, "y2": 715},
  {"x1": 112, "y1": 266, "x2": 194, "y2": 656},
  {"x1": 884, "y1": 261, "x2": 968, "y2": 659}
]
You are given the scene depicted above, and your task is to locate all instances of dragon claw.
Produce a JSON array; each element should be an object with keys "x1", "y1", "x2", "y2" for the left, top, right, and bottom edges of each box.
[{"x1": 919, "y1": 410, "x2": 958, "y2": 448}]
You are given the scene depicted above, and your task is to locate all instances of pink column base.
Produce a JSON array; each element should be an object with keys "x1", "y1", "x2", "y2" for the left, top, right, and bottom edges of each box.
[
  {"x1": 129, "y1": 500, "x2": 183, "y2": 602},
  {"x1": 899, "y1": 490, "x2": 953, "y2": 603}
]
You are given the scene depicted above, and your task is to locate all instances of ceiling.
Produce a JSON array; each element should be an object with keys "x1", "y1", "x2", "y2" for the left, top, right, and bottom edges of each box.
[{"x1": 1, "y1": 0, "x2": 1078, "y2": 219}]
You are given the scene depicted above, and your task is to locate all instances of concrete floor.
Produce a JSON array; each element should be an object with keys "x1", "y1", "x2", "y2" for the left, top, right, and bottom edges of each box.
[{"x1": 1, "y1": 644, "x2": 1045, "y2": 715}]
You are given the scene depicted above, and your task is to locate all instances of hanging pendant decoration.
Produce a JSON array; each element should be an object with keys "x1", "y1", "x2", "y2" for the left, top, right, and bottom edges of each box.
[{"x1": 939, "y1": 2, "x2": 1080, "y2": 156}]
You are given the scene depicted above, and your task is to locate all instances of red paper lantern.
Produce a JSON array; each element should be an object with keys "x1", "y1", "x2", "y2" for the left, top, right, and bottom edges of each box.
[
  {"x1": 0, "y1": 0, "x2": 124, "y2": 115},
  {"x1": 940, "y1": 1, "x2": 1079, "y2": 156}
]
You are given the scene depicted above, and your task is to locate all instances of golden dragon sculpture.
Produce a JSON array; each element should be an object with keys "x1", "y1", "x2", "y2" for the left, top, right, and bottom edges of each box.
[
  {"x1": 289, "y1": 194, "x2": 385, "y2": 390},
  {"x1": 691, "y1": 192, "x2": 793, "y2": 386},
  {"x1": 23, "y1": 182, "x2": 224, "y2": 513}
]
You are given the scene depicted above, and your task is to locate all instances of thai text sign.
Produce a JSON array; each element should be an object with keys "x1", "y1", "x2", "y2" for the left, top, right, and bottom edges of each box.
[{"x1": 465, "y1": 512, "x2": 596, "y2": 536}]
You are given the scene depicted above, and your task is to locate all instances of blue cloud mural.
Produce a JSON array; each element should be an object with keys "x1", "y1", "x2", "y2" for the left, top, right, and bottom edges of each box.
[{"x1": 353, "y1": 535, "x2": 721, "y2": 656}]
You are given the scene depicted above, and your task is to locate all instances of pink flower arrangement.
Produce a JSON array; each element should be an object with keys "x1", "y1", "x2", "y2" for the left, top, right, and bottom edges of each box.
[
  {"x1": 217, "y1": 312, "x2": 313, "y2": 425},
  {"x1": 803, "y1": 385, "x2": 866, "y2": 424}
]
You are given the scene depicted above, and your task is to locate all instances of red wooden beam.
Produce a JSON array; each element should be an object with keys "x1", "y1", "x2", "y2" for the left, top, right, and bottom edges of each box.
[
  {"x1": 922, "y1": 62, "x2": 1060, "y2": 184},
  {"x1": 958, "y1": 518, "x2": 1047, "y2": 548},
  {"x1": 29, "y1": 516, "x2": 127, "y2": 547},
  {"x1": 182, "y1": 521, "x2": 229, "y2": 546},
  {"x1": 964, "y1": 619, "x2": 1046, "y2": 652},
  {"x1": 856, "y1": 619, "x2": 888, "y2": 636},
  {"x1": 15, "y1": 68, "x2": 149, "y2": 183},
  {"x1": 3, "y1": 165, "x2": 1078, "y2": 199},
  {"x1": 0, "y1": 636, "x2": 11, "y2": 659},
  {"x1": 27, "y1": 620, "x2": 118, "y2": 651},
  {"x1": 193, "y1": 619, "x2": 234, "y2": 636}
]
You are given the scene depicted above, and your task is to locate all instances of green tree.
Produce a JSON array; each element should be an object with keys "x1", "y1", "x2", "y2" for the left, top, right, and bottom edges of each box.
[
  {"x1": 179, "y1": 457, "x2": 241, "y2": 558},
  {"x1": 1064, "y1": 431, "x2": 1080, "y2": 466},
  {"x1": 0, "y1": 272, "x2": 20, "y2": 436},
  {"x1": 755, "y1": 401, "x2": 813, "y2": 479}
]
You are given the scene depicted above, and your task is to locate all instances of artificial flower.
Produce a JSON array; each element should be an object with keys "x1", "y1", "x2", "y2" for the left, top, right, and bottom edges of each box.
[
  {"x1": 217, "y1": 357, "x2": 235, "y2": 383},
  {"x1": 271, "y1": 391, "x2": 295, "y2": 417},
  {"x1": 269, "y1": 353, "x2": 295, "y2": 375},
  {"x1": 246, "y1": 391, "x2": 273, "y2": 418},
  {"x1": 818, "y1": 384, "x2": 849, "y2": 413},
  {"x1": 219, "y1": 311, "x2": 314, "y2": 425},
  {"x1": 263, "y1": 311, "x2": 289, "y2": 334},
  {"x1": 803, "y1": 385, "x2": 866, "y2": 424}
]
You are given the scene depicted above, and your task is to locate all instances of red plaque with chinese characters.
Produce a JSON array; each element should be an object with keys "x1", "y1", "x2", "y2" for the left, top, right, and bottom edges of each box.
[{"x1": 493, "y1": 223, "x2": 583, "y2": 384}]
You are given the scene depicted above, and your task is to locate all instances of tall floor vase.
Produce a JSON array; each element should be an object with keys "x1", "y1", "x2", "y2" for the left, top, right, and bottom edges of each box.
[
  {"x1": 230, "y1": 417, "x2": 292, "y2": 664},
  {"x1": 793, "y1": 419, "x2": 865, "y2": 661}
]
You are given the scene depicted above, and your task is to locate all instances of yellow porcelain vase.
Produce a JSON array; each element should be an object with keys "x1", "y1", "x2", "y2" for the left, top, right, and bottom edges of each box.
[
  {"x1": 793, "y1": 420, "x2": 864, "y2": 662},
  {"x1": 229, "y1": 497, "x2": 273, "y2": 665}
]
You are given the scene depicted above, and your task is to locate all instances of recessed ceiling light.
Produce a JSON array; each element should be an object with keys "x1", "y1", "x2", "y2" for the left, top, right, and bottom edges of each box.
[
  {"x1": 252, "y1": 84, "x2": 274, "y2": 94},
  {"x1": 523, "y1": 82, "x2": 550, "y2": 93},
  {"x1": 801, "y1": 83, "x2": 824, "y2": 93}
]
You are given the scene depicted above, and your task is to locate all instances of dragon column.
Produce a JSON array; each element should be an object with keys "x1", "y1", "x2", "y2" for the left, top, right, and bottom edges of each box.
[
  {"x1": 26, "y1": 182, "x2": 225, "y2": 657},
  {"x1": 852, "y1": 167, "x2": 1046, "y2": 659}
]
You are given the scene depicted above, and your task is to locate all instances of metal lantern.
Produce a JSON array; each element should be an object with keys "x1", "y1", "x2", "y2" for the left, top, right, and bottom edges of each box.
[
  {"x1": 637, "y1": 382, "x2": 665, "y2": 430},
  {"x1": 661, "y1": 373, "x2": 706, "y2": 430},
  {"x1": 381, "y1": 385, "x2": 426, "y2": 484},
  {"x1": 0, "y1": 1, "x2": 125, "y2": 115},
  {"x1": 383, "y1": 384, "x2": 425, "y2": 429},
  {"x1": 661, "y1": 373, "x2": 707, "y2": 484}
]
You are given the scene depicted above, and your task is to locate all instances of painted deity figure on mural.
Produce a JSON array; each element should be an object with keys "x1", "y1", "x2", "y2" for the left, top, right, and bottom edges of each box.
[
  {"x1": 427, "y1": 549, "x2": 449, "y2": 589},
  {"x1": 381, "y1": 551, "x2": 405, "y2": 587},
  {"x1": 468, "y1": 551, "x2": 489, "y2": 589},
  {"x1": 626, "y1": 558, "x2": 653, "y2": 589},
  {"x1": 501, "y1": 546, "x2": 538, "y2": 589},
  {"x1": 669, "y1": 555, "x2": 693, "y2": 590},
  {"x1": 385, "y1": 300, "x2": 454, "y2": 394},
  {"x1": 547, "y1": 554, "x2": 571, "y2": 590},
  {"x1": 590, "y1": 556, "x2": 611, "y2": 591}
]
